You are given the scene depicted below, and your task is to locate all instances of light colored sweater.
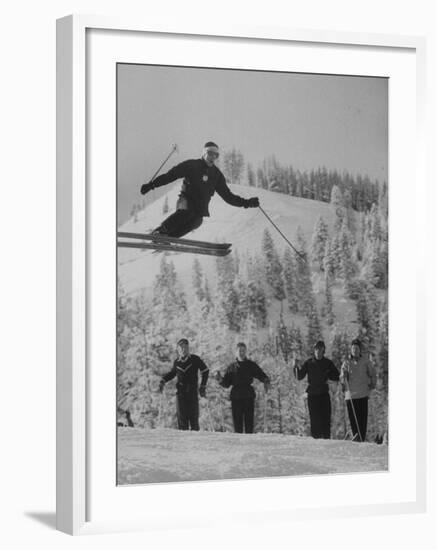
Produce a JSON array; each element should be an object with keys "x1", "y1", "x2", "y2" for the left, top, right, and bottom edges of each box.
[{"x1": 340, "y1": 355, "x2": 376, "y2": 400}]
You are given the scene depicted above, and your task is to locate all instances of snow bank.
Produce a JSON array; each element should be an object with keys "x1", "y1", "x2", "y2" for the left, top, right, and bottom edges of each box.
[{"x1": 117, "y1": 428, "x2": 388, "y2": 485}]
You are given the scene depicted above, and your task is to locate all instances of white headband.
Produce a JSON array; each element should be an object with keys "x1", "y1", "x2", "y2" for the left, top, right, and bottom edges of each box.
[{"x1": 204, "y1": 145, "x2": 219, "y2": 155}]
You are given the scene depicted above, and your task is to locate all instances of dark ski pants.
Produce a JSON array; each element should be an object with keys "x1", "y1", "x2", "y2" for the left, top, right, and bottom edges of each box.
[
  {"x1": 155, "y1": 197, "x2": 203, "y2": 238},
  {"x1": 176, "y1": 392, "x2": 199, "y2": 431},
  {"x1": 346, "y1": 397, "x2": 368, "y2": 442},
  {"x1": 231, "y1": 397, "x2": 255, "y2": 433},
  {"x1": 307, "y1": 393, "x2": 332, "y2": 439}
]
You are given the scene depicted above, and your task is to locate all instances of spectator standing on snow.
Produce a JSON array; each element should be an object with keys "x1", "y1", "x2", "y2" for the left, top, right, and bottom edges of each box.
[
  {"x1": 216, "y1": 342, "x2": 270, "y2": 434},
  {"x1": 340, "y1": 338, "x2": 377, "y2": 442},
  {"x1": 293, "y1": 340, "x2": 340, "y2": 439},
  {"x1": 158, "y1": 338, "x2": 209, "y2": 431}
]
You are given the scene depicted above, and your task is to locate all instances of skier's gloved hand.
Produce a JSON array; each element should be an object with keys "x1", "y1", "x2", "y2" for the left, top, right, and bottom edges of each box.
[
  {"x1": 158, "y1": 380, "x2": 165, "y2": 393},
  {"x1": 214, "y1": 371, "x2": 222, "y2": 382},
  {"x1": 199, "y1": 385, "x2": 206, "y2": 398},
  {"x1": 264, "y1": 379, "x2": 271, "y2": 393},
  {"x1": 244, "y1": 197, "x2": 259, "y2": 208},
  {"x1": 140, "y1": 181, "x2": 155, "y2": 195}
]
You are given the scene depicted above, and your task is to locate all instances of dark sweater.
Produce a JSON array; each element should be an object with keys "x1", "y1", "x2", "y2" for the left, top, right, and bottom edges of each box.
[
  {"x1": 220, "y1": 359, "x2": 269, "y2": 400},
  {"x1": 162, "y1": 354, "x2": 209, "y2": 394},
  {"x1": 294, "y1": 357, "x2": 339, "y2": 395},
  {"x1": 152, "y1": 158, "x2": 248, "y2": 216}
]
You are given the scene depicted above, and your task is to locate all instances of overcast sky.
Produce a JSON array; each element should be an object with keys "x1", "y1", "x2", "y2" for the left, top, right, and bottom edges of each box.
[{"x1": 117, "y1": 64, "x2": 388, "y2": 223}]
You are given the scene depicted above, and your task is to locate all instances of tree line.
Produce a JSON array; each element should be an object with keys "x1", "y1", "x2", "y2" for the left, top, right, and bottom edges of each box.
[
  {"x1": 221, "y1": 148, "x2": 386, "y2": 214},
  {"x1": 127, "y1": 148, "x2": 387, "y2": 222}
]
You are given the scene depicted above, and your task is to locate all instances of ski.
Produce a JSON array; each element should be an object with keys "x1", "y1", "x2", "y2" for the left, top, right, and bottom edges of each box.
[
  {"x1": 118, "y1": 240, "x2": 231, "y2": 257},
  {"x1": 117, "y1": 231, "x2": 231, "y2": 250}
]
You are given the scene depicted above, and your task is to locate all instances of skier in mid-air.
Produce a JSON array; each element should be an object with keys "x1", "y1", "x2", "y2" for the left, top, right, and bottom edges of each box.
[
  {"x1": 140, "y1": 141, "x2": 260, "y2": 238},
  {"x1": 158, "y1": 338, "x2": 209, "y2": 431}
]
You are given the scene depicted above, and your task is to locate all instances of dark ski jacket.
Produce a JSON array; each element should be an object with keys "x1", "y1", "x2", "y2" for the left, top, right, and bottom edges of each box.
[
  {"x1": 151, "y1": 158, "x2": 249, "y2": 216},
  {"x1": 219, "y1": 359, "x2": 269, "y2": 400},
  {"x1": 294, "y1": 357, "x2": 339, "y2": 396},
  {"x1": 161, "y1": 354, "x2": 209, "y2": 395}
]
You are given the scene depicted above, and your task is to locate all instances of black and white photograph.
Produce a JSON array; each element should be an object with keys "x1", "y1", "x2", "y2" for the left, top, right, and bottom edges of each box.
[{"x1": 116, "y1": 63, "x2": 389, "y2": 485}]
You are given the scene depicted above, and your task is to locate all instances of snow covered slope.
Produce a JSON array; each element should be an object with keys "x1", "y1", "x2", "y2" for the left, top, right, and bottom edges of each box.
[
  {"x1": 118, "y1": 184, "x2": 336, "y2": 295},
  {"x1": 117, "y1": 428, "x2": 388, "y2": 485}
]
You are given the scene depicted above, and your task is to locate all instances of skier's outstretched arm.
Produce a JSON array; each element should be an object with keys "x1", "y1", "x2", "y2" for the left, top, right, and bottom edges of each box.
[
  {"x1": 199, "y1": 358, "x2": 209, "y2": 387},
  {"x1": 215, "y1": 175, "x2": 259, "y2": 208},
  {"x1": 252, "y1": 362, "x2": 270, "y2": 391},
  {"x1": 294, "y1": 359, "x2": 308, "y2": 381},
  {"x1": 218, "y1": 366, "x2": 233, "y2": 388},
  {"x1": 141, "y1": 161, "x2": 191, "y2": 195},
  {"x1": 159, "y1": 363, "x2": 177, "y2": 392},
  {"x1": 327, "y1": 360, "x2": 340, "y2": 382}
]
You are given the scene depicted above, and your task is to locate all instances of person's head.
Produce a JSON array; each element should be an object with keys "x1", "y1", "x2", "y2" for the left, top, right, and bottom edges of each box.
[
  {"x1": 350, "y1": 338, "x2": 362, "y2": 359},
  {"x1": 177, "y1": 338, "x2": 189, "y2": 358},
  {"x1": 236, "y1": 342, "x2": 247, "y2": 361},
  {"x1": 202, "y1": 141, "x2": 219, "y2": 167},
  {"x1": 313, "y1": 340, "x2": 326, "y2": 360}
]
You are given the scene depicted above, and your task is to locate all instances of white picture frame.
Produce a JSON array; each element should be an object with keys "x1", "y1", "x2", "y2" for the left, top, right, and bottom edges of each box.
[{"x1": 56, "y1": 14, "x2": 427, "y2": 535}]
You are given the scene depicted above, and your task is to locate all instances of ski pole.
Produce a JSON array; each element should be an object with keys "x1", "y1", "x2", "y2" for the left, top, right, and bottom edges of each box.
[
  {"x1": 263, "y1": 393, "x2": 268, "y2": 433},
  {"x1": 345, "y1": 379, "x2": 363, "y2": 442},
  {"x1": 343, "y1": 389, "x2": 349, "y2": 438},
  {"x1": 205, "y1": 399, "x2": 215, "y2": 432},
  {"x1": 258, "y1": 205, "x2": 306, "y2": 263},
  {"x1": 158, "y1": 390, "x2": 168, "y2": 429},
  {"x1": 303, "y1": 394, "x2": 309, "y2": 417},
  {"x1": 218, "y1": 392, "x2": 226, "y2": 432},
  {"x1": 149, "y1": 143, "x2": 178, "y2": 183},
  {"x1": 157, "y1": 392, "x2": 163, "y2": 428},
  {"x1": 343, "y1": 396, "x2": 352, "y2": 440}
]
